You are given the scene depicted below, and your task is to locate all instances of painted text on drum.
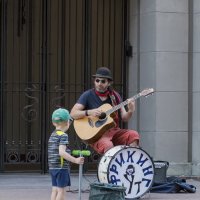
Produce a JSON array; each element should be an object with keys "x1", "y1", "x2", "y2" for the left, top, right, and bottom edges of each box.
[{"x1": 108, "y1": 148, "x2": 154, "y2": 197}]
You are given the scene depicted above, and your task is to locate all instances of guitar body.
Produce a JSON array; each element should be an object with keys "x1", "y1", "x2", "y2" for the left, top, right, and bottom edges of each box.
[
  {"x1": 73, "y1": 104, "x2": 116, "y2": 144},
  {"x1": 73, "y1": 88, "x2": 154, "y2": 144}
]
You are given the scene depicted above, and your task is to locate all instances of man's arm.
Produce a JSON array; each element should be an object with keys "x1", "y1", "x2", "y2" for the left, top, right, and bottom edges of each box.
[
  {"x1": 70, "y1": 103, "x2": 103, "y2": 119},
  {"x1": 70, "y1": 103, "x2": 86, "y2": 119}
]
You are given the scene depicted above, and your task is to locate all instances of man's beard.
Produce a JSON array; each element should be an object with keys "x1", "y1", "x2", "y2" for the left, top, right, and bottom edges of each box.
[{"x1": 96, "y1": 87, "x2": 108, "y2": 93}]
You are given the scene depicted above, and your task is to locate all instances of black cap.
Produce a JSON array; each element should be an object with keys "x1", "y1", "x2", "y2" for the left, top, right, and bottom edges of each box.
[{"x1": 92, "y1": 67, "x2": 113, "y2": 80}]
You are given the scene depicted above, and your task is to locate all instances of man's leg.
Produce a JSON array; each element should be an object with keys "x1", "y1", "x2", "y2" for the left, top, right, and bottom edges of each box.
[
  {"x1": 129, "y1": 139, "x2": 139, "y2": 147},
  {"x1": 90, "y1": 130, "x2": 115, "y2": 154},
  {"x1": 112, "y1": 128, "x2": 140, "y2": 147}
]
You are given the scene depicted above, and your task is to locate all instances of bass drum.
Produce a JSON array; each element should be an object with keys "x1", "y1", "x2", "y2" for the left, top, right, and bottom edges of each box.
[{"x1": 98, "y1": 145, "x2": 154, "y2": 199}]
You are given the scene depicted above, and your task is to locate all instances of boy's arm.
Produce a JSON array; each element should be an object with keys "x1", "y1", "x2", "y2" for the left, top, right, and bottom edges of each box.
[{"x1": 59, "y1": 145, "x2": 84, "y2": 165}]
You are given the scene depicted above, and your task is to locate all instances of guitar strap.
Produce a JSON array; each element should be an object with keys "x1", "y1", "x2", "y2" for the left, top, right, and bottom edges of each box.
[
  {"x1": 109, "y1": 90, "x2": 119, "y2": 106},
  {"x1": 109, "y1": 89, "x2": 121, "y2": 126}
]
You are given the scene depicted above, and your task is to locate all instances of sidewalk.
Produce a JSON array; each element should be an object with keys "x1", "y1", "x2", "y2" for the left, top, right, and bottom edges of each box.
[{"x1": 0, "y1": 173, "x2": 199, "y2": 200}]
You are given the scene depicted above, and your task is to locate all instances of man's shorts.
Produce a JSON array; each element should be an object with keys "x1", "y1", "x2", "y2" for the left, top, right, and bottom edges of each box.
[
  {"x1": 49, "y1": 168, "x2": 71, "y2": 188},
  {"x1": 91, "y1": 127, "x2": 140, "y2": 154}
]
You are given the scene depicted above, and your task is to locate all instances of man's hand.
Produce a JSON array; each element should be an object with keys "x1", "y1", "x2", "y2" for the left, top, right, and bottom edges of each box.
[
  {"x1": 127, "y1": 99, "x2": 135, "y2": 113},
  {"x1": 88, "y1": 108, "x2": 102, "y2": 117}
]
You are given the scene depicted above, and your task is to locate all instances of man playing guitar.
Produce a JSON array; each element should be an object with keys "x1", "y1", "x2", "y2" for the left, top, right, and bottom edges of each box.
[{"x1": 70, "y1": 67, "x2": 140, "y2": 155}]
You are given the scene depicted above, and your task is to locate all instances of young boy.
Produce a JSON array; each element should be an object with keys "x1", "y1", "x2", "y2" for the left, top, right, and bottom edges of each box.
[{"x1": 48, "y1": 108, "x2": 84, "y2": 200}]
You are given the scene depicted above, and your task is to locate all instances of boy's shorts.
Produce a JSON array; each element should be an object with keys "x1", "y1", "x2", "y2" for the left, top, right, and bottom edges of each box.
[{"x1": 49, "y1": 168, "x2": 71, "y2": 188}]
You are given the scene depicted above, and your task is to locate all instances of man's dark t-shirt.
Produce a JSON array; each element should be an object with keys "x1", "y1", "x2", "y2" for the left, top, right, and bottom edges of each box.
[{"x1": 77, "y1": 88, "x2": 122, "y2": 125}]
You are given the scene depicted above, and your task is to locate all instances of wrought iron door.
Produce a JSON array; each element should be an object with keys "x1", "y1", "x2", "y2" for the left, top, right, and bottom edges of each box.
[{"x1": 0, "y1": 0, "x2": 127, "y2": 172}]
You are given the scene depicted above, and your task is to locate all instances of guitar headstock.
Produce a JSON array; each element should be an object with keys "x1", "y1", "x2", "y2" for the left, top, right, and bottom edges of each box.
[{"x1": 140, "y1": 88, "x2": 154, "y2": 97}]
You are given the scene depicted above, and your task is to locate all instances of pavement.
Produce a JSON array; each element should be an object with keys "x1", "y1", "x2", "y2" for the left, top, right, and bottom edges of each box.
[{"x1": 0, "y1": 173, "x2": 199, "y2": 200}]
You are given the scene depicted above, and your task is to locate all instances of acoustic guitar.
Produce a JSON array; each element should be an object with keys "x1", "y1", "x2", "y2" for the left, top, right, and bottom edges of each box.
[{"x1": 73, "y1": 88, "x2": 154, "y2": 144}]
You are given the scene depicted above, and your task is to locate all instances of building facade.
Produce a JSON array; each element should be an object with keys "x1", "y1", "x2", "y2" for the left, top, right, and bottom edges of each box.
[{"x1": 0, "y1": 0, "x2": 199, "y2": 176}]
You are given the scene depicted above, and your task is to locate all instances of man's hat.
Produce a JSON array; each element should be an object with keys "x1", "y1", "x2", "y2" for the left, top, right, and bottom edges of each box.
[
  {"x1": 52, "y1": 108, "x2": 72, "y2": 123},
  {"x1": 92, "y1": 67, "x2": 113, "y2": 80}
]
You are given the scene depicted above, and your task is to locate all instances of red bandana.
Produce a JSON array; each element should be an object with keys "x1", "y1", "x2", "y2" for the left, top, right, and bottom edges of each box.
[{"x1": 95, "y1": 89, "x2": 110, "y2": 97}]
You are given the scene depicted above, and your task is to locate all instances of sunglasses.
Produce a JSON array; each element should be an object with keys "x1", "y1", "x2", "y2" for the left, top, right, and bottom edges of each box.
[{"x1": 95, "y1": 79, "x2": 107, "y2": 84}]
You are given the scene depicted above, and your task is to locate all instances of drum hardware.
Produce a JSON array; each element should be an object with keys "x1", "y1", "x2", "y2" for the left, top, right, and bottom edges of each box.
[{"x1": 92, "y1": 153, "x2": 100, "y2": 161}]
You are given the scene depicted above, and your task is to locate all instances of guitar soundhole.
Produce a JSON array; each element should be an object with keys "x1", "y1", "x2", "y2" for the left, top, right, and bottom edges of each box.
[{"x1": 95, "y1": 118, "x2": 107, "y2": 128}]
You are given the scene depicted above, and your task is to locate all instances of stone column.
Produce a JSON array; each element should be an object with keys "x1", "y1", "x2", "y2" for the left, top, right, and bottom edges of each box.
[
  {"x1": 192, "y1": 0, "x2": 200, "y2": 176},
  {"x1": 128, "y1": 0, "x2": 190, "y2": 175}
]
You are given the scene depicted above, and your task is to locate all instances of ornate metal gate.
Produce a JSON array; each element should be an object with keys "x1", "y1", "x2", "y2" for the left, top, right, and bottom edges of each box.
[{"x1": 0, "y1": 0, "x2": 128, "y2": 172}]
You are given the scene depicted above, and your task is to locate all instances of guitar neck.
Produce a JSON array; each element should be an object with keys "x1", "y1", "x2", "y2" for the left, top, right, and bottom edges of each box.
[{"x1": 106, "y1": 93, "x2": 141, "y2": 115}]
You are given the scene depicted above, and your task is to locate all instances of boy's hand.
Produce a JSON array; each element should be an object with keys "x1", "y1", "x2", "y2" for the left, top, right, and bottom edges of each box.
[{"x1": 75, "y1": 157, "x2": 85, "y2": 165}]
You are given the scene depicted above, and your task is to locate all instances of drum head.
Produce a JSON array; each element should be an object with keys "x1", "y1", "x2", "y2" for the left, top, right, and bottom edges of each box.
[
  {"x1": 97, "y1": 145, "x2": 124, "y2": 183},
  {"x1": 98, "y1": 146, "x2": 155, "y2": 199}
]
